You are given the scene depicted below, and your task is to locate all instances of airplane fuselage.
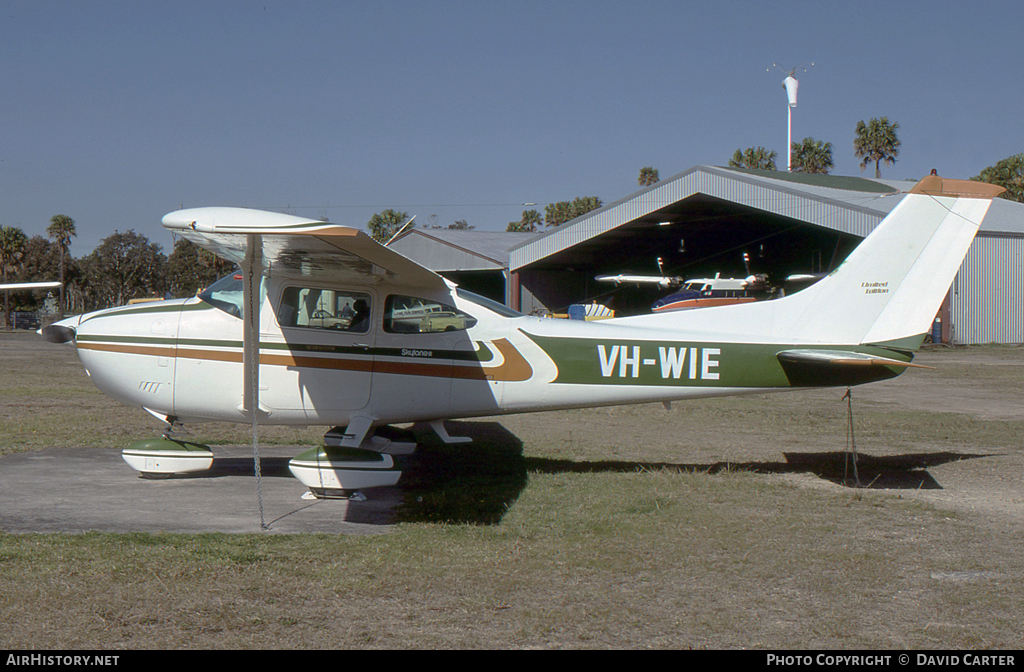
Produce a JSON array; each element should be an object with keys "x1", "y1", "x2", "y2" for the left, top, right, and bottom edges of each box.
[{"x1": 61, "y1": 272, "x2": 909, "y2": 432}]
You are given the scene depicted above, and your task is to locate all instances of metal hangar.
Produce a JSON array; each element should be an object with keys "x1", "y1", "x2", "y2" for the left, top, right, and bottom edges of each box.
[{"x1": 506, "y1": 165, "x2": 1024, "y2": 345}]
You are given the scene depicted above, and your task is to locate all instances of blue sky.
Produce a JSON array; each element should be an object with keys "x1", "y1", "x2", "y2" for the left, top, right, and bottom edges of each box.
[{"x1": 2, "y1": 0, "x2": 1021, "y2": 254}]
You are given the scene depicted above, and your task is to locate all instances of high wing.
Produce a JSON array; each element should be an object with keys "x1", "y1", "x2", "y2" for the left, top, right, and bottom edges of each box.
[
  {"x1": 594, "y1": 273, "x2": 680, "y2": 288},
  {"x1": 162, "y1": 207, "x2": 450, "y2": 423},
  {"x1": 162, "y1": 207, "x2": 447, "y2": 291},
  {"x1": 0, "y1": 281, "x2": 61, "y2": 291}
]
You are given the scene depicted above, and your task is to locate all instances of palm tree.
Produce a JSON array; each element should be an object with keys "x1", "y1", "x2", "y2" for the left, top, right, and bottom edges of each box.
[
  {"x1": 46, "y1": 214, "x2": 76, "y2": 311},
  {"x1": 638, "y1": 166, "x2": 660, "y2": 186},
  {"x1": 791, "y1": 137, "x2": 834, "y2": 174},
  {"x1": 729, "y1": 147, "x2": 777, "y2": 171},
  {"x1": 853, "y1": 117, "x2": 900, "y2": 178},
  {"x1": 0, "y1": 225, "x2": 28, "y2": 329},
  {"x1": 507, "y1": 209, "x2": 543, "y2": 232}
]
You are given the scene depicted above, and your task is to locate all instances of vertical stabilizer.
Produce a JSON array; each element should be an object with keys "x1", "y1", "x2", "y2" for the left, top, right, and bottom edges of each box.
[
  {"x1": 784, "y1": 177, "x2": 1001, "y2": 345},
  {"x1": 638, "y1": 176, "x2": 1004, "y2": 347}
]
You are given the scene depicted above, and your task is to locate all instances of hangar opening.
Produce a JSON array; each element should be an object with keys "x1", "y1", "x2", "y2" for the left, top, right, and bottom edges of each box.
[{"x1": 513, "y1": 192, "x2": 862, "y2": 316}]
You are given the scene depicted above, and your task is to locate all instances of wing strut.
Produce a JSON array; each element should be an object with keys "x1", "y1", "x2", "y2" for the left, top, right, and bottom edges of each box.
[{"x1": 242, "y1": 234, "x2": 269, "y2": 531}]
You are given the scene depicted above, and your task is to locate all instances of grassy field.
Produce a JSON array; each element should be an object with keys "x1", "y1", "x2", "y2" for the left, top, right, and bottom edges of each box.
[{"x1": 2, "y1": 331, "x2": 1023, "y2": 649}]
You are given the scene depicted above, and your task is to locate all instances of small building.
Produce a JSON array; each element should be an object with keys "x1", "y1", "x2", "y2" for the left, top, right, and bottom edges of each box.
[
  {"x1": 387, "y1": 228, "x2": 539, "y2": 305},
  {"x1": 508, "y1": 165, "x2": 1024, "y2": 345}
]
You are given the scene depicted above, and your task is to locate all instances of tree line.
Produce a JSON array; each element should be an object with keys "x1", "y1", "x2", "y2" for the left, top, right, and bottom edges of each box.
[
  {"x1": 362, "y1": 194, "x2": 612, "y2": 238},
  {"x1": 1, "y1": 216, "x2": 232, "y2": 320},
  {"x1": 506, "y1": 196, "x2": 605, "y2": 233},
  {"x1": 729, "y1": 117, "x2": 1023, "y2": 203}
]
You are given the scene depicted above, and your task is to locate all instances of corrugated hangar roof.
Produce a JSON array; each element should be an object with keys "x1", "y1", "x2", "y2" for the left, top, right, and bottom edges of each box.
[
  {"x1": 388, "y1": 228, "x2": 539, "y2": 272},
  {"x1": 509, "y1": 165, "x2": 1024, "y2": 271}
]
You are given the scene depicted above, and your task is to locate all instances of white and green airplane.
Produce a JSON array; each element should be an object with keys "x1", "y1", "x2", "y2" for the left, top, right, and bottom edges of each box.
[{"x1": 41, "y1": 174, "x2": 1004, "y2": 497}]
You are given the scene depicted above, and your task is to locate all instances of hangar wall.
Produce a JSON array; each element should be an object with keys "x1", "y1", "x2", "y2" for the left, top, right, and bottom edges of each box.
[{"x1": 953, "y1": 236, "x2": 1024, "y2": 344}]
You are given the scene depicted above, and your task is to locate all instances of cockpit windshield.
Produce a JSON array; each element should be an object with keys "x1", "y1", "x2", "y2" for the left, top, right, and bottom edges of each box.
[{"x1": 197, "y1": 272, "x2": 248, "y2": 318}]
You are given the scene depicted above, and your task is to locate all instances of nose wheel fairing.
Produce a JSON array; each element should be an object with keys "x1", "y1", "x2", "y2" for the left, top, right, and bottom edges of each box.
[{"x1": 122, "y1": 437, "x2": 215, "y2": 477}]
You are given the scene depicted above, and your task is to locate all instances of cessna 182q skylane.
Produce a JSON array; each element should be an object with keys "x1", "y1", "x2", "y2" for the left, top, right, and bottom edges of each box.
[{"x1": 41, "y1": 175, "x2": 1003, "y2": 498}]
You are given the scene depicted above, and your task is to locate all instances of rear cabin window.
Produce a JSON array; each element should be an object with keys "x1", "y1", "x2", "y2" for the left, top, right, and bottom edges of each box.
[
  {"x1": 383, "y1": 295, "x2": 477, "y2": 334},
  {"x1": 279, "y1": 287, "x2": 372, "y2": 333}
]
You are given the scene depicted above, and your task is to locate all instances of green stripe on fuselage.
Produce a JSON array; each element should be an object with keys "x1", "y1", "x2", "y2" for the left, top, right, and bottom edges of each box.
[
  {"x1": 75, "y1": 333, "x2": 493, "y2": 362},
  {"x1": 521, "y1": 331, "x2": 911, "y2": 388},
  {"x1": 80, "y1": 300, "x2": 211, "y2": 323}
]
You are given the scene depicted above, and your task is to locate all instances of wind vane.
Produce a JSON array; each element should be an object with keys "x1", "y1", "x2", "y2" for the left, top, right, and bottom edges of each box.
[{"x1": 769, "y1": 62, "x2": 814, "y2": 171}]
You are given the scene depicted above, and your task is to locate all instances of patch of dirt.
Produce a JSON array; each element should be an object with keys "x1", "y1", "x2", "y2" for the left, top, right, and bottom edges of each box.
[
  {"x1": 863, "y1": 347, "x2": 1024, "y2": 421},
  {"x1": 847, "y1": 347, "x2": 1024, "y2": 523}
]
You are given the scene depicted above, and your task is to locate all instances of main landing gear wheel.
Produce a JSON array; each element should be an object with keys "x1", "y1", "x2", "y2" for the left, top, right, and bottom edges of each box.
[{"x1": 288, "y1": 446, "x2": 402, "y2": 499}]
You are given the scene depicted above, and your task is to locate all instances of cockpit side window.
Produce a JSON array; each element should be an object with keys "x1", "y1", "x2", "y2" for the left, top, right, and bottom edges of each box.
[
  {"x1": 383, "y1": 295, "x2": 477, "y2": 334},
  {"x1": 279, "y1": 286, "x2": 372, "y2": 333}
]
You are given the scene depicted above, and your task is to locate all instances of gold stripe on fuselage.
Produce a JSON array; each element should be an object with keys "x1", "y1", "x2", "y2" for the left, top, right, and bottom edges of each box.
[{"x1": 77, "y1": 337, "x2": 533, "y2": 382}]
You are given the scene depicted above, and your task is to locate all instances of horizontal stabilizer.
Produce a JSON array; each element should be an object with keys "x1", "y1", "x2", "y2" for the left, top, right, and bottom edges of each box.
[{"x1": 776, "y1": 349, "x2": 929, "y2": 387}]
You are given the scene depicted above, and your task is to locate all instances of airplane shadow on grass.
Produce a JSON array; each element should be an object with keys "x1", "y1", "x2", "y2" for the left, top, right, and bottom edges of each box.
[
  {"x1": 392, "y1": 421, "x2": 992, "y2": 526},
  {"x1": 192, "y1": 421, "x2": 991, "y2": 527}
]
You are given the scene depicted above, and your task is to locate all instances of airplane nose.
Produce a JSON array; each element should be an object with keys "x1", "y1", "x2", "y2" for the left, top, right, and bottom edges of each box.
[{"x1": 38, "y1": 314, "x2": 83, "y2": 343}]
